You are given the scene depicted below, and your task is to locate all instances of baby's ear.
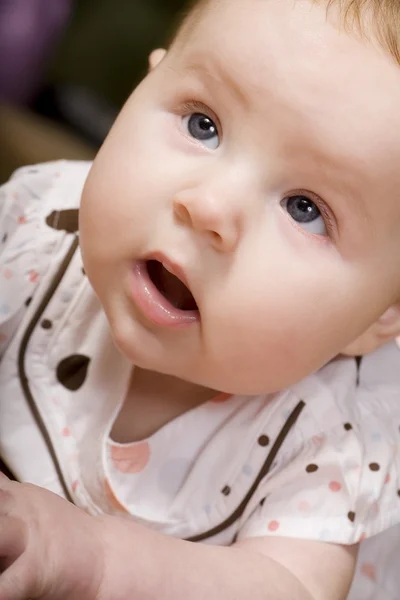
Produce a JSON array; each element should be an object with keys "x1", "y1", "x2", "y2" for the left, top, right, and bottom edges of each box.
[
  {"x1": 148, "y1": 48, "x2": 167, "y2": 71},
  {"x1": 342, "y1": 304, "x2": 400, "y2": 356}
]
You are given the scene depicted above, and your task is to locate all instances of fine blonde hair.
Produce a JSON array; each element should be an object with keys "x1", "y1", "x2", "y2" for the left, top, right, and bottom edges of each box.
[
  {"x1": 325, "y1": 0, "x2": 400, "y2": 64},
  {"x1": 174, "y1": 0, "x2": 400, "y2": 65}
]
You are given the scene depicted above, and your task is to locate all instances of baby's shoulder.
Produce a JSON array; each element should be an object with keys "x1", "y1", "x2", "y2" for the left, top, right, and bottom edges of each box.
[
  {"x1": 291, "y1": 346, "x2": 400, "y2": 437},
  {"x1": 6, "y1": 159, "x2": 91, "y2": 207},
  {"x1": 0, "y1": 160, "x2": 92, "y2": 236},
  {"x1": 0, "y1": 160, "x2": 92, "y2": 358},
  {"x1": 236, "y1": 350, "x2": 400, "y2": 545},
  {"x1": 252, "y1": 347, "x2": 400, "y2": 472}
]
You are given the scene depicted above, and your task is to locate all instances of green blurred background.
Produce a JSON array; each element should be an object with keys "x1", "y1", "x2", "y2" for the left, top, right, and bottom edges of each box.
[{"x1": 50, "y1": 0, "x2": 185, "y2": 107}]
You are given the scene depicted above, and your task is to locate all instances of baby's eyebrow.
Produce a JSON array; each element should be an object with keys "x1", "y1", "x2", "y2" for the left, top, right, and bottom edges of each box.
[{"x1": 181, "y1": 59, "x2": 250, "y2": 108}]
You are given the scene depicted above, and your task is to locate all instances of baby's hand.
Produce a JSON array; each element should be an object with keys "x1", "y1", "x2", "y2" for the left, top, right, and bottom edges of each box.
[{"x1": 0, "y1": 474, "x2": 105, "y2": 600}]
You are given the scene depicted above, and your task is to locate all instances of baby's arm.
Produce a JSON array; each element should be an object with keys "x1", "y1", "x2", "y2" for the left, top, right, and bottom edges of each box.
[
  {"x1": 97, "y1": 514, "x2": 356, "y2": 600},
  {"x1": 0, "y1": 476, "x2": 356, "y2": 600}
]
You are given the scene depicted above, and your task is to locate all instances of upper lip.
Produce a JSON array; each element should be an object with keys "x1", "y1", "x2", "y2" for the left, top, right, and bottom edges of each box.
[{"x1": 143, "y1": 251, "x2": 191, "y2": 291}]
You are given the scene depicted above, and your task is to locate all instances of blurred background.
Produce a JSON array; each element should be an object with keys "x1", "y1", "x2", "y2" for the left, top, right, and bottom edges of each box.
[{"x1": 0, "y1": 0, "x2": 188, "y2": 182}]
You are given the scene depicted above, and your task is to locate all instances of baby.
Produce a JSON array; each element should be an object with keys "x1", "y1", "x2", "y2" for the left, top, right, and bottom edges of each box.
[{"x1": 1, "y1": 0, "x2": 400, "y2": 598}]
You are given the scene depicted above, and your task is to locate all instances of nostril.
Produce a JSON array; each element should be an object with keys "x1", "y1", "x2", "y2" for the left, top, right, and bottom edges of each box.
[
  {"x1": 173, "y1": 202, "x2": 192, "y2": 226},
  {"x1": 209, "y1": 230, "x2": 223, "y2": 245}
]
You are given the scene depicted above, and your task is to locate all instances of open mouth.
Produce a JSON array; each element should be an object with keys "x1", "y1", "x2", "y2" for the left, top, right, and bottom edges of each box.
[{"x1": 146, "y1": 259, "x2": 198, "y2": 312}]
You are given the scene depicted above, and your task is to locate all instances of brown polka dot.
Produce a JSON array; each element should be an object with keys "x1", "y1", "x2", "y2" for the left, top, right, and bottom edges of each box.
[
  {"x1": 1, "y1": 233, "x2": 7, "y2": 244},
  {"x1": 369, "y1": 463, "x2": 380, "y2": 472},
  {"x1": 222, "y1": 486, "x2": 231, "y2": 496},
  {"x1": 344, "y1": 423, "x2": 353, "y2": 431},
  {"x1": 41, "y1": 319, "x2": 52, "y2": 330},
  {"x1": 25, "y1": 297, "x2": 32, "y2": 307},
  {"x1": 45, "y1": 209, "x2": 79, "y2": 233},
  {"x1": 348, "y1": 511, "x2": 356, "y2": 523},
  {"x1": 260, "y1": 498, "x2": 266, "y2": 507},
  {"x1": 306, "y1": 464, "x2": 319, "y2": 473},
  {"x1": 56, "y1": 354, "x2": 90, "y2": 391},
  {"x1": 258, "y1": 435, "x2": 270, "y2": 447},
  {"x1": 81, "y1": 267, "x2": 86, "y2": 276},
  {"x1": 397, "y1": 490, "x2": 400, "y2": 497}
]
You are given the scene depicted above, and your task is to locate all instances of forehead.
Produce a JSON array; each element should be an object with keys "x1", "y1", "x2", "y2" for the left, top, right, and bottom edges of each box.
[
  {"x1": 174, "y1": 0, "x2": 400, "y2": 125},
  {"x1": 169, "y1": 0, "x2": 400, "y2": 208}
]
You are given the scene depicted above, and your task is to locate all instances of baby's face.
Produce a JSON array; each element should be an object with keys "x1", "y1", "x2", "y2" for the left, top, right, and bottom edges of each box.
[{"x1": 80, "y1": 0, "x2": 400, "y2": 394}]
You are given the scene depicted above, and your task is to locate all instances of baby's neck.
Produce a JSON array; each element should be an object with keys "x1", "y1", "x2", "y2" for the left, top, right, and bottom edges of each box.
[{"x1": 110, "y1": 367, "x2": 216, "y2": 444}]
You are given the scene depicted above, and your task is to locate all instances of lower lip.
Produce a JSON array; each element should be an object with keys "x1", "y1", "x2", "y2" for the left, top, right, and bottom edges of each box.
[{"x1": 129, "y1": 260, "x2": 199, "y2": 328}]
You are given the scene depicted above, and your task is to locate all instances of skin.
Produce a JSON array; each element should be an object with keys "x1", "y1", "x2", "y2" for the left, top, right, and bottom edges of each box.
[
  {"x1": 1, "y1": 0, "x2": 400, "y2": 598},
  {"x1": 80, "y1": 0, "x2": 400, "y2": 398}
]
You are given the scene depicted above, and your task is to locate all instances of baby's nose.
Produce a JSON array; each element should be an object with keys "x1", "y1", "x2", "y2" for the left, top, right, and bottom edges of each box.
[{"x1": 173, "y1": 188, "x2": 242, "y2": 253}]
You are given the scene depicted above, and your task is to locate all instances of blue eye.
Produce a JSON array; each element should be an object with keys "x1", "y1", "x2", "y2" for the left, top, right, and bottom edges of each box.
[
  {"x1": 283, "y1": 195, "x2": 327, "y2": 236},
  {"x1": 182, "y1": 113, "x2": 220, "y2": 149}
]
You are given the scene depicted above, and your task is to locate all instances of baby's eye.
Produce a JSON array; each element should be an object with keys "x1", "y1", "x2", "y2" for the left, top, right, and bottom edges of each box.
[
  {"x1": 282, "y1": 195, "x2": 327, "y2": 236},
  {"x1": 182, "y1": 113, "x2": 220, "y2": 149}
]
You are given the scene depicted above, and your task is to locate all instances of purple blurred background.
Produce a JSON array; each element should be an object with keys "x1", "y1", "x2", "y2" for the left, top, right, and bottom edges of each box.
[{"x1": 0, "y1": 0, "x2": 72, "y2": 104}]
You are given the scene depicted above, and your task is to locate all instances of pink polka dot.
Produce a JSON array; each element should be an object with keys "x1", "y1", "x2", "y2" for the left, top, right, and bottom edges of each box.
[
  {"x1": 359, "y1": 533, "x2": 367, "y2": 542},
  {"x1": 329, "y1": 481, "x2": 342, "y2": 492},
  {"x1": 312, "y1": 435, "x2": 324, "y2": 446},
  {"x1": 298, "y1": 500, "x2": 311, "y2": 512},
  {"x1": 371, "y1": 501, "x2": 380, "y2": 515},
  {"x1": 18, "y1": 215, "x2": 26, "y2": 224},
  {"x1": 3, "y1": 268, "x2": 13, "y2": 279},
  {"x1": 71, "y1": 480, "x2": 79, "y2": 492},
  {"x1": 62, "y1": 427, "x2": 71, "y2": 437},
  {"x1": 110, "y1": 441, "x2": 150, "y2": 474},
  {"x1": 28, "y1": 270, "x2": 39, "y2": 283},
  {"x1": 361, "y1": 562, "x2": 377, "y2": 582},
  {"x1": 268, "y1": 520, "x2": 280, "y2": 532},
  {"x1": 385, "y1": 474, "x2": 391, "y2": 484},
  {"x1": 211, "y1": 393, "x2": 233, "y2": 403}
]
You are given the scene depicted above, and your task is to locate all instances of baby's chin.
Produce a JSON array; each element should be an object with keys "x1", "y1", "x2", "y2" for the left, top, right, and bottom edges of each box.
[
  {"x1": 208, "y1": 352, "x2": 342, "y2": 396},
  {"x1": 183, "y1": 368, "x2": 309, "y2": 397}
]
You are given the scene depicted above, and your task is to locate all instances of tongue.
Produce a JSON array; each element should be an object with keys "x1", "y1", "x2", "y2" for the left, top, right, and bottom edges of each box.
[{"x1": 160, "y1": 266, "x2": 197, "y2": 311}]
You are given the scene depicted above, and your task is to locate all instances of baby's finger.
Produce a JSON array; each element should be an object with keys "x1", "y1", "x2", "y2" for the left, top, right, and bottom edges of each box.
[
  {"x1": 0, "y1": 557, "x2": 36, "y2": 600},
  {"x1": 0, "y1": 515, "x2": 26, "y2": 562}
]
